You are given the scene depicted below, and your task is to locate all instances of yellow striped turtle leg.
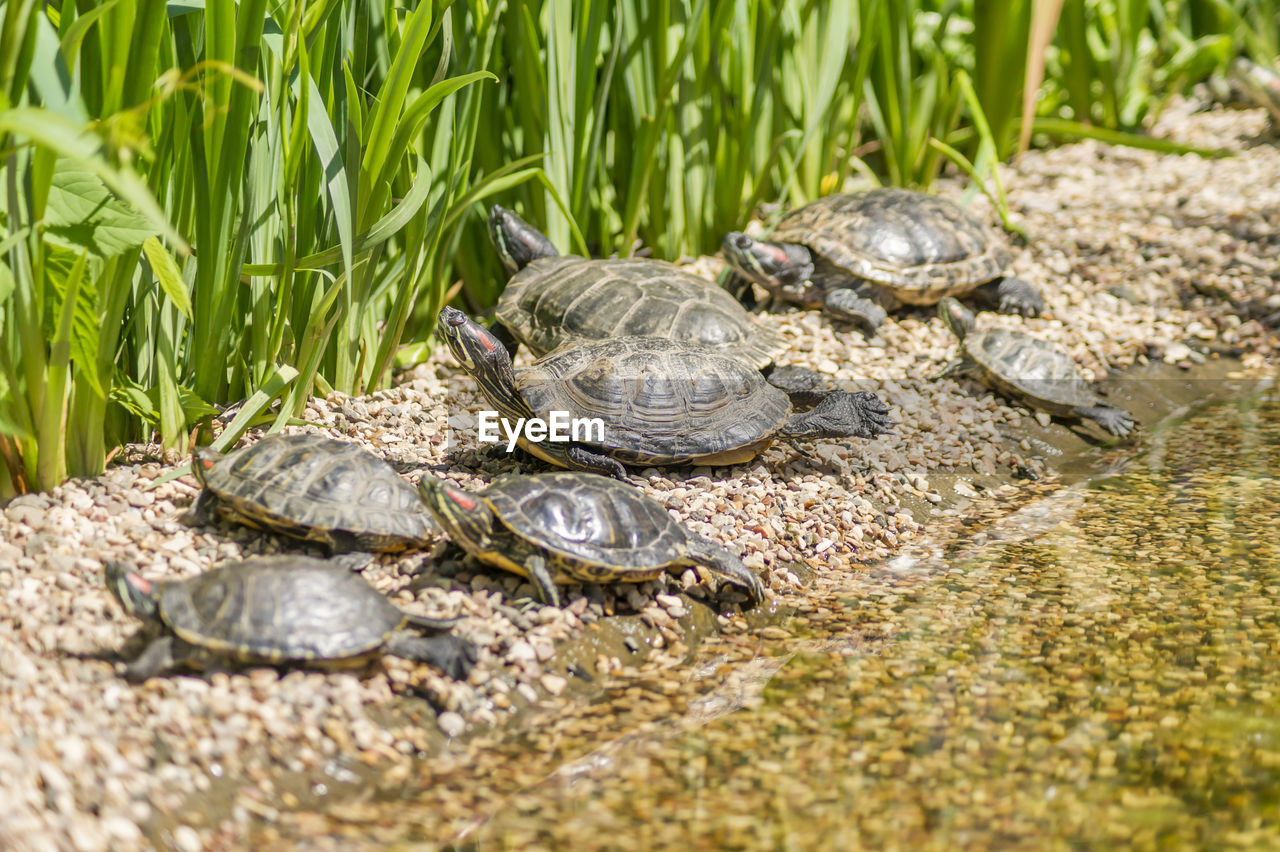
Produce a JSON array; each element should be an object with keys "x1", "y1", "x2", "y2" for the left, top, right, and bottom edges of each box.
[
  {"x1": 934, "y1": 356, "x2": 973, "y2": 380},
  {"x1": 565, "y1": 446, "x2": 628, "y2": 481},
  {"x1": 682, "y1": 537, "x2": 765, "y2": 605},
  {"x1": 189, "y1": 490, "x2": 218, "y2": 526},
  {"x1": 524, "y1": 554, "x2": 562, "y2": 608},
  {"x1": 823, "y1": 289, "x2": 887, "y2": 331}
]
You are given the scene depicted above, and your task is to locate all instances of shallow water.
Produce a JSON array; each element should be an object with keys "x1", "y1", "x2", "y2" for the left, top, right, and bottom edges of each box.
[{"x1": 259, "y1": 385, "x2": 1280, "y2": 850}]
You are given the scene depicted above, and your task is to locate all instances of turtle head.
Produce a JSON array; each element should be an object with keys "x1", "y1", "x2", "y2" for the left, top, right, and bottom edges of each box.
[
  {"x1": 438, "y1": 307, "x2": 538, "y2": 427},
  {"x1": 104, "y1": 563, "x2": 161, "y2": 623},
  {"x1": 417, "y1": 477, "x2": 495, "y2": 554},
  {"x1": 190, "y1": 446, "x2": 222, "y2": 487},
  {"x1": 720, "y1": 231, "x2": 814, "y2": 291},
  {"x1": 488, "y1": 204, "x2": 559, "y2": 275},
  {"x1": 938, "y1": 297, "x2": 976, "y2": 341}
]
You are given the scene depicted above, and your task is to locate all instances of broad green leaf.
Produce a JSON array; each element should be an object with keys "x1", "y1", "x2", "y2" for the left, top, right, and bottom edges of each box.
[
  {"x1": 142, "y1": 236, "x2": 192, "y2": 319},
  {"x1": 110, "y1": 376, "x2": 160, "y2": 424},
  {"x1": 0, "y1": 108, "x2": 187, "y2": 251},
  {"x1": 44, "y1": 157, "x2": 158, "y2": 258}
]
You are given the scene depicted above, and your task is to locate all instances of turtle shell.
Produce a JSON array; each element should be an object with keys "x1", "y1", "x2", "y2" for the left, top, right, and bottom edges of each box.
[
  {"x1": 482, "y1": 472, "x2": 687, "y2": 573},
  {"x1": 963, "y1": 328, "x2": 1103, "y2": 417},
  {"x1": 157, "y1": 557, "x2": 405, "y2": 662},
  {"x1": 771, "y1": 188, "x2": 1011, "y2": 304},
  {"x1": 515, "y1": 337, "x2": 792, "y2": 466},
  {"x1": 497, "y1": 256, "x2": 784, "y2": 369},
  {"x1": 198, "y1": 434, "x2": 438, "y2": 551}
]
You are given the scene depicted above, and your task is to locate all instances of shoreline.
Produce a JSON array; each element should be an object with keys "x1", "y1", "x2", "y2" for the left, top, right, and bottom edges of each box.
[{"x1": 1, "y1": 100, "x2": 1278, "y2": 850}]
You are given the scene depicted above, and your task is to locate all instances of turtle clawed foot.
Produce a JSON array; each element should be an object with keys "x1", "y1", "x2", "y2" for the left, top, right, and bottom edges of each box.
[
  {"x1": 995, "y1": 277, "x2": 1045, "y2": 318},
  {"x1": 1077, "y1": 405, "x2": 1136, "y2": 438},
  {"x1": 1098, "y1": 408, "x2": 1136, "y2": 438},
  {"x1": 436, "y1": 636, "x2": 480, "y2": 680},
  {"x1": 848, "y1": 390, "x2": 895, "y2": 438}
]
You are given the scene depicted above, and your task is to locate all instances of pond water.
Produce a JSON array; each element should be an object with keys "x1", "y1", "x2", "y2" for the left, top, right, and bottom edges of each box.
[{"x1": 257, "y1": 383, "x2": 1280, "y2": 850}]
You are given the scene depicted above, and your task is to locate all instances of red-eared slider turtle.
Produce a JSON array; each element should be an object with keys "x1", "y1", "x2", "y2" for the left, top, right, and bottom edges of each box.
[
  {"x1": 418, "y1": 472, "x2": 765, "y2": 607},
  {"x1": 438, "y1": 307, "x2": 892, "y2": 479},
  {"x1": 104, "y1": 557, "x2": 477, "y2": 681},
  {"x1": 937, "y1": 297, "x2": 1135, "y2": 437},
  {"x1": 488, "y1": 205, "x2": 828, "y2": 406},
  {"x1": 721, "y1": 188, "x2": 1044, "y2": 331},
  {"x1": 191, "y1": 434, "x2": 439, "y2": 553}
]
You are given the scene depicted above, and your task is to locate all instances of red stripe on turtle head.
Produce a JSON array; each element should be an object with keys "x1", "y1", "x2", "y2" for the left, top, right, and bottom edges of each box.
[{"x1": 447, "y1": 488, "x2": 477, "y2": 511}]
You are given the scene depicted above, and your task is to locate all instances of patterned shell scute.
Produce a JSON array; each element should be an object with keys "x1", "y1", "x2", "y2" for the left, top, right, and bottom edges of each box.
[
  {"x1": 772, "y1": 188, "x2": 1011, "y2": 301},
  {"x1": 484, "y1": 472, "x2": 687, "y2": 571},
  {"x1": 966, "y1": 329, "x2": 1102, "y2": 414},
  {"x1": 205, "y1": 434, "x2": 437, "y2": 541},
  {"x1": 497, "y1": 257, "x2": 784, "y2": 369},
  {"x1": 159, "y1": 557, "x2": 403, "y2": 661},
  {"x1": 515, "y1": 338, "x2": 792, "y2": 462}
]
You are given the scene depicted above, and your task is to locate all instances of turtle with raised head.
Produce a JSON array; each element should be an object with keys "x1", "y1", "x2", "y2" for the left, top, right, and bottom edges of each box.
[
  {"x1": 721, "y1": 188, "x2": 1044, "y2": 331},
  {"x1": 419, "y1": 472, "x2": 764, "y2": 607},
  {"x1": 488, "y1": 204, "x2": 828, "y2": 406},
  {"x1": 105, "y1": 556, "x2": 477, "y2": 681},
  {"x1": 438, "y1": 306, "x2": 893, "y2": 479},
  {"x1": 191, "y1": 433, "x2": 439, "y2": 553},
  {"x1": 937, "y1": 297, "x2": 1134, "y2": 437}
]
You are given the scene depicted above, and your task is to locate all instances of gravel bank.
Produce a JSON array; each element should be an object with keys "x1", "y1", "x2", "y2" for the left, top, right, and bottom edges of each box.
[{"x1": 1, "y1": 100, "x2": 1277, "y2": 850}]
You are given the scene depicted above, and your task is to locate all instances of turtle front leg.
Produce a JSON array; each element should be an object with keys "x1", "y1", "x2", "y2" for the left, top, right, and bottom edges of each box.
[
  {"x1": 681, "y1": 537, "x2": 766, "y2": 605},
  {"x1": 934, "y1": 356, "x2": 974, "y2": 381},
  {"x1": 761, "y1": 364, "x2": 834, "y2": 409},
  {"x1": 188, "y1": 490, "x2": 218, "y2": 526},
  {"x1": 384, "y1": 631, "x2": 478, "y2": 680},
  {"x1": 974, "y1": 276, "x2": 1045, "y2": 317},
  {"x1": 780, "y1": 390, "x2": 894, "y2": 440},
  {"x1": 822, "y1": 289, "x2": 888, "y2": 332},
  {"x1": 522, "y1": 554, "x2": 563, "y2": 608},
  {"x1": 723, "y1": 270, "x2": 760, "y2": 311},
  {"x1": 1073, "y1": 404, "x2": 1136, "y2": 438},
  {"x1": 565, "y1": 445, "x2": 629, "y2": 481},
  {"x1": 119, "y1": 635, "x2": 180, "y2": 681}
]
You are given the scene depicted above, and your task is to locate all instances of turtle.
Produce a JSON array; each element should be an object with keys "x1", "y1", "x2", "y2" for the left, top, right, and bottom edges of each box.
[
  {"x1": 190, "y1": 433, "x2": 439, "y2": 553},
  {"x1": 937, "y1": 297, "x2": 1135, "y2": 437},
  {"x1": 104, "y1": 556, "x2": 477, "y2": 681},
  {"x1": 418, "y1": 472, "x2": 765, "y2": 607},
  {"x1": 487, "y1": 204, "x2": 829, "y2": 406},
  {"x1": 721, "y1": 187, "x2": 1045, "y2": 331},
  {"x1": 438, "y1": 306, "x2": 893, "y2": 479}
]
